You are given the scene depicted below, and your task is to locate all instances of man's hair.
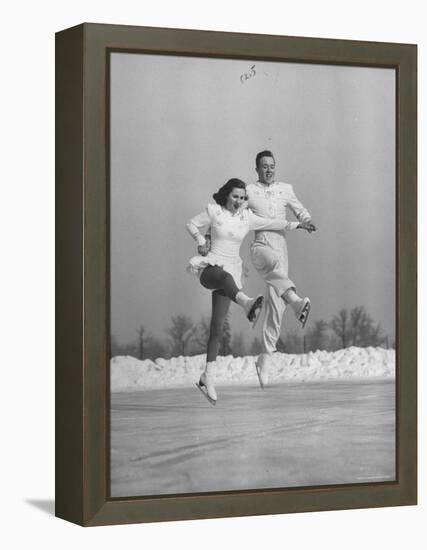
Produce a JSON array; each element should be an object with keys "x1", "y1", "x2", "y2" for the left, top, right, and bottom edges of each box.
[
  {"x1": 255, "y1": 150, "x2": 275, "y2": 168},
  {"x1": 213, "y1": 178, "x2": 247, "y2": 206}
]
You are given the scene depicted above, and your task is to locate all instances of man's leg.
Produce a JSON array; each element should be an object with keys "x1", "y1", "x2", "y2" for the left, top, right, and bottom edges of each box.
[
  {"x1": 262, "y1": 284, "x2": 286, "y2": 354},
  {"x1": 251, "y1": 245, "x2": 294, "y2": 350},
  {"x1": 255, "y1": 284, "x2": 286, "y2": 387},
  {"x1": 282, "y1": 288, "x2": 311, "y2": 328},
  {"x1": 251, "y1": 243, "x2": 301, "y2": 387}
]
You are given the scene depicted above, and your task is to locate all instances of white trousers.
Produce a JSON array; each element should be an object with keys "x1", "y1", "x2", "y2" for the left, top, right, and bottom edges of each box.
[{"x1": 250, "y1": 242, "x2": 296, "y2": 354}]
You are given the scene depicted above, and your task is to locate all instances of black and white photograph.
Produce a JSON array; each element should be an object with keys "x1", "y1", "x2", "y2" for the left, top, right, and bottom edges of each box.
[
  {"x1": 4, "y1": 0, "x2": 423, "y2": 543},
  {"x1": 109, "y1": 52, "x2": 396, "y2": 498}
]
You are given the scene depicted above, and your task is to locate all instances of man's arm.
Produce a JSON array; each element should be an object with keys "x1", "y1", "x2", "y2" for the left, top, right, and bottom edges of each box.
[
  {"x1": 247, "y1": 209, "x2": 299, "y2": 232},
  {"x1": 287, "y1": 185, "x2": 311, "y2": 223}
]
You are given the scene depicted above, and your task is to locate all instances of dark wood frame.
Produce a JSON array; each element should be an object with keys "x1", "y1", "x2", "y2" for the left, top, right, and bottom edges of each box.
[{"x1": 55, "y1": 23, "x2": 417, "y2": 526}]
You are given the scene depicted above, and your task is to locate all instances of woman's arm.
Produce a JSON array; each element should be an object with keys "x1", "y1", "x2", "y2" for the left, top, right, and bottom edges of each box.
[{"x1": 186, "y1": 209, "x2": 211, "y2": 247}]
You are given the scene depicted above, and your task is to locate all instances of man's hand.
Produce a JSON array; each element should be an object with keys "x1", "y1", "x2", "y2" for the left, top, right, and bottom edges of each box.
[{"x1": 297, "y1": 222, "x2": 317, "y2": 233}]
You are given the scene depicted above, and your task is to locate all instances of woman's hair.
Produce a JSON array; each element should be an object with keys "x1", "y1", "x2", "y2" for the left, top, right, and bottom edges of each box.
[{"x1": 213, "y1": 178, "x2": 247, "y2": 206}]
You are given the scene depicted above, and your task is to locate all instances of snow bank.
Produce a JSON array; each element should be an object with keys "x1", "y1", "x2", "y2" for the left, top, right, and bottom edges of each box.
[{"x1": 111, "y1": 346, "x2": 395, "y2": 392}]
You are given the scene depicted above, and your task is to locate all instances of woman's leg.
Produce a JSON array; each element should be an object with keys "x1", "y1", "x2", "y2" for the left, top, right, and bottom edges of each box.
[
  {"x1": 200, "y1": 266, "x2": 239, "y2": 302},
  {"x1": 206, "y1": 290, "x2": 231, "y2": 362},
  {"x1": 200, "y1": 266, "x2": 264, "y2": 325},
  {"x1": 198, "y1": 290, "x2": 231, "y2": 404}
]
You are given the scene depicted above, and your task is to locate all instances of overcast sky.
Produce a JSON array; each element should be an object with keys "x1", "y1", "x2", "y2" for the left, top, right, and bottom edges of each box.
[{"x1": 110, "y1": 52, "x2": 395, "y2": 348}]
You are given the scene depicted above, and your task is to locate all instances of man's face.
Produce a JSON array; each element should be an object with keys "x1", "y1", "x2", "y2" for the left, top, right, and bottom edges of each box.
[{"x1": 256, "y1": 156, "x2": 275, "y2": 185}]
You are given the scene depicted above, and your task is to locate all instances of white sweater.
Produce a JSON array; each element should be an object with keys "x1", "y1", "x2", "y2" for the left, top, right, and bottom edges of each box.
[{"x1": 186, "y1": 203, "x2": 298, "y2": 286}]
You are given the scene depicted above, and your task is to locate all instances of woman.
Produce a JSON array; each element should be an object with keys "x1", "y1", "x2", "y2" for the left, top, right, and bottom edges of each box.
[{"x1": 186, "y1": 178, "x2": 303, "y2": 405}]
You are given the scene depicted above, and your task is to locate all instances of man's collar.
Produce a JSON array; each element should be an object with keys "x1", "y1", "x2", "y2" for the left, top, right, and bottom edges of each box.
[{"x1": 256, "y1": 180, "x2": 277, "y2": 187}]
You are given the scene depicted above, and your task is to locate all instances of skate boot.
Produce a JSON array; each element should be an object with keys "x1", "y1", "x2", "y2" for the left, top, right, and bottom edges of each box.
[
  {"x1": 294, "y1": 297, "x2": 310, "y2": 328},
  {"x1": 245, "y1": 295, "x2": 265, "y2": 328},
  {"x1": 255, "y1": 353, "x2": 270, "y2": 389},
  {"x1": 196, "y1": 363, "x2": 217, "y2": 405},
  {"x1": 236, "y1": 292, "x2": 265, "y2": 328}
]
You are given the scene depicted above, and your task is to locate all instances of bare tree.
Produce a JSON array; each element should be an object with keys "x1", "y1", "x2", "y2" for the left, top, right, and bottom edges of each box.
[
  {"x1": 219, "y1": 315, "x2": 232, "y2": 356},
  {"x1": 111, "y1": 328, "x2": 170, "y2": 360},
  {"x1": 282, "y1": 332, "x2": 303, "y2": 354},
  {"x1": 111, "y1": 338, "x2": 139, "y2": 358},
  {"x1": 144, "y1": 335, "x2": 169, "y2": 360},
  {"x1": 137, "y1": 325, "x2": 145, "y2": 360},
  {"x1": 231, "y1": 332, "x2": 246, "y2": 357},
  {"x1": 330, "y1": 309, "x2": 349, "y2": 348},
  {"x1": 166, "y1": 315, "x2": 195, "y2": 356},
  {"x1": 276, "y1": 337, "x2": 286, "y2": 353},
  {"x1": 191, "y1": 314, "x2": 232, "y2": 356},
  {"x1": 192, "y1": 316, "x2": 210, "y2": 353},
  {"x1": 330, "y1": 307, "x2": 385, "y2": 348},
  {"x1": 308, "y1": 320, "x2": 328, "y2": 351},
  {"x1": 249, "y1": 337, "x2": 264, "y2": 355},
  {"x1": 348, "y1": 306, "x2": 385, "y2": 347}
]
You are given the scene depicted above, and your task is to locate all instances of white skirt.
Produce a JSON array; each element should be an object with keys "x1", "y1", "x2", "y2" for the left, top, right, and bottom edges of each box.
[{"x1": 186, "y1": 252, "x2": 243, "y2": 288}]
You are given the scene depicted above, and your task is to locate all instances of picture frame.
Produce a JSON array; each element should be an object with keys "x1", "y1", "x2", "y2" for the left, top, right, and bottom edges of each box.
[{"x1": 55, "y1": 22, "x2": 417, "y2": 526}]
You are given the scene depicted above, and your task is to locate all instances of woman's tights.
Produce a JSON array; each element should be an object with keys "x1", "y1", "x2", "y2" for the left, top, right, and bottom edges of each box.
[
  {"x1": 200, "y1": 265, "x2": 239, "y2": 301},
  {"x1": 200, "y1": 266, "x2": 237, "y2": 361}
]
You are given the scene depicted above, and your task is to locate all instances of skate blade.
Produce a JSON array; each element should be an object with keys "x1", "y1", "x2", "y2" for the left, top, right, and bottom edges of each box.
[
  {"x1": 299, "y1": 300, "x2": 311, "y2": 329},
  {"x1": 255, "y1": 363, "x2": 265, "y2": 390},
  {"x1": 195, "y1": 382, "x2": 217, "y2": 406},
  {"x1": 249, "y1": 296, "x2": 264, "y2": 328},
  {"x1": 252, "y1": 309, "x2": 262, "y2": 329}
]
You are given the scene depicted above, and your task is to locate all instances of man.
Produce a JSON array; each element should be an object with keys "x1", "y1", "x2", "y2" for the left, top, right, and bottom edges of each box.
[{"x1": 246, "y1": 150, "x2": 316, "y2": 387}]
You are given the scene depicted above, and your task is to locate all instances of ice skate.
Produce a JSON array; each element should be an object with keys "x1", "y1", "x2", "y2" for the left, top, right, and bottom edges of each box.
[
  {"x1": 255, "y1": 353, "x2": 269, "y2": 389},
  {"x1": 246, "y1": 295, "x2": 264, "y2": 328},
  {"x1": 196, "y1": 371, "x2": 217, "y2": 406},
  {"x1": 295, "y1": 297, "x2": 311, "y2": 328}
]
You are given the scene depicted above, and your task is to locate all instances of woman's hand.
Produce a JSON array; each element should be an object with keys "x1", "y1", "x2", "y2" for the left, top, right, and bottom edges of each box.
[
  {"x1": 198, "y1": 243, "x2": 210, "y2": 256},
  {"x1": 297, "y1": 222, "x2": 317, "y2": 233},
  {"x1": 198, "y1": 235, "x2": 211, "y2": 256}
]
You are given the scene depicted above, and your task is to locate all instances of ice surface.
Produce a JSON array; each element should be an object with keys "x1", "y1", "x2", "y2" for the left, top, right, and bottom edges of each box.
[
  {"x1": 110, "y1": 380, "x2": 396, "y2": 496},
  {"x1": 111, "y1": 346, "x2": 395, "y2": 392}
]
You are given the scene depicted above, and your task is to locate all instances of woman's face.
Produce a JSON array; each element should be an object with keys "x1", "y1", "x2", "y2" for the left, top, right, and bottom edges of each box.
[{"x1": 225, "y1": 187, "x2": 246, "y2": 213}]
